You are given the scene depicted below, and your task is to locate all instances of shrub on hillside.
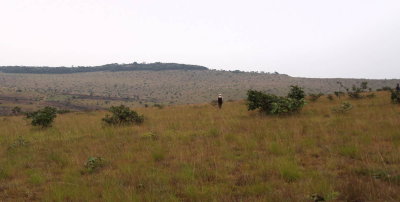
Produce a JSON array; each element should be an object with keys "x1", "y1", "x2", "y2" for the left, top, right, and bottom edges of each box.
[
  {"x1": 287, "y1": 85, "x2": 305, "y2": 100},
  {"x1": 247, "y1": 85, "x2": 305, "y2": 115},
  {"x1": 308, "y1": 93, "x2": 324, "y2": 102},
  {"x1": 327, "y1": 94, "x2": 334, "y2": 101},
  {"x1": 11, "y1": 106, "x2": 22, "y2": 115},
  {"x1": 347, "y1": 85, "x2": 364, "y2": 99},
  {"x1": 334, "y1": 91, "x2": 345, "y2": 99},
  {"x1": 390, "y1": 90, "x2": 400, "y2": 104},
  {"x1": 26, "y1": 106, "x2": 57, "y2": 128},
  {"x1": 102, "y1": 105, "x2": 144, "y2": 125},
  {"x1": 345, "y1": 82, "x2": 375, "y2": 99},
  {"x1": 378, "y1": 86, "x2": 392, "y2": 91}
]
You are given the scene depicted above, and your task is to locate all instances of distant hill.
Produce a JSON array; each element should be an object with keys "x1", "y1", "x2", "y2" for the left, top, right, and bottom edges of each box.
[
  {"x1": 0, "y1": 62, "x2": 208, "y2": 74},
  {"x1": 0, "y1": 68, "x2": 399, "y2": 111},
  {"x1": 0, "y1": 62, "x2": 399, "y2": 114}
]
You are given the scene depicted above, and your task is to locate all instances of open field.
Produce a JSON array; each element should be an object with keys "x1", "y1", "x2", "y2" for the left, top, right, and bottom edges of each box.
[{"x1": 0, "y1": 91, "x2": 399, "y2": 201}]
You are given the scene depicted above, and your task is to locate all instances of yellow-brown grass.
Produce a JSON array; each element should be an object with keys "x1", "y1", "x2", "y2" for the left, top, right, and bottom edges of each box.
[{"x1": 0, "y1": 92, "x2": 399, "y2": 201}]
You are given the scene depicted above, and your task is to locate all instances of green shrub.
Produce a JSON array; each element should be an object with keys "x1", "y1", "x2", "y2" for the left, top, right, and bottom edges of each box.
[
  {"x1": 333, "y1": 102, "x2": 353, "y2": 114},
  {"x1": 334, "y1": 91, "x2": 345, "y2": 98},
  {"x1": 84, "y1": 157, "x2": 104, "y2": 173},
  {"x1": 102, "y1": 105, "x2": 144, "y2": 125},
  {"x1": 11, "y1": 106, "x2": 22, "y2": 115},
  {"x1": 347, "y1": 84, "x2": 364, "y2": 99},
  {"x1": 309, "y1": 93, "x2": 324, "y2": 102},
  {"x1": 391, "y1": 90, "x2": 400, "y2": 104},
  {"x1": 26, "y1": 106, "x2": 57, "y2": 128},
  {"x1": 247, "y1": 85, "x2": 305, "y2": 115},
  {"x1": 346, "y1": 82, "x2": 374, "y2": 99},
  {"x1": 380, "y1": 86, "x2": 392, "y2": 91},
  {"x1": 287, "y1": 85, "x2": 305, "y2": 100}
]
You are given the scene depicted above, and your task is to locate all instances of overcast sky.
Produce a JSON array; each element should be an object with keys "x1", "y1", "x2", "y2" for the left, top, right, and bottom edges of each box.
[{"x1": 1, "y1": 0, "x2": 399, "y2": 78}]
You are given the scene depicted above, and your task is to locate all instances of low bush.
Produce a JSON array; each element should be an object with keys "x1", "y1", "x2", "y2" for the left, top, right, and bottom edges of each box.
[
  {"x1": 84, "y1": 157, "x2": 105, "y2": 173},
  {"x1": 347, "y1": 86, "x2": 363, "y2": 99},
  {"x1": 26, "y1": 106, "x2": 57, "y2": 128},
  {"x1": 102, "y1": 105, "x2": 144, "y2": 125},
  {"x1": 11, "y1": 106, "x2": 22, "y2": 115},
  {"x1": 247, "y1": 85, "x2": 305, "y2": 115},
  {"x1": 378, "y1": 86, "x2": 392, "y2": 91},
  {"x1": 391, "y1": 90, "x2": 400, "y2": 104},
  {"x1": 333, "y1": 102, "x2": 353, "y2": 114},
  {"x1": 308, "y1": 93, "x2": 324, "y2": 102},
  {"x1": 334, "y1": 91, "x2": 345, "y2": 98},
  {"x1": 345, "y1": 82, "x2": 374, "y2": 99}
]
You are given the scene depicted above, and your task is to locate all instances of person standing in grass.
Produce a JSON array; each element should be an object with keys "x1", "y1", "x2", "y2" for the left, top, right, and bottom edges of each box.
[{"x1": 218, "y1": 94, "x2": 223, "y2": 109}]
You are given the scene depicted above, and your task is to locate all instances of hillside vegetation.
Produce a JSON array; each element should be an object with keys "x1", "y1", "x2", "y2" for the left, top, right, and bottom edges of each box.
[
  {"x1": 1, "y1": 91, "x2": 399, "y2": 201},
  {"x1": 1, "y1": 69, "x2": 399, "y2": 115},
  {"x1": 0, "y1": 63, "x2": 208, "y2": 74}
]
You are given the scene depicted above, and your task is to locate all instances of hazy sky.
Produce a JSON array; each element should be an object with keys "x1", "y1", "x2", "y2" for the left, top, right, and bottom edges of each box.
[{"x1": 1, "y1": 0, "x2": 399, "y2": 78}]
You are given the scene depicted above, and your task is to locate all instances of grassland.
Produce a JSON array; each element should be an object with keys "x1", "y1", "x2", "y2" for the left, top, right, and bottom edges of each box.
[{"x1": 0, "y1": 91, "x2": 399, "y2": 201}]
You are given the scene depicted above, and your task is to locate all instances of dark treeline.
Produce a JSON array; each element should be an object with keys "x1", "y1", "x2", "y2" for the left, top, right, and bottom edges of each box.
[{"x1": 0, "y1": 62, "x2": 208, "y2": 74}]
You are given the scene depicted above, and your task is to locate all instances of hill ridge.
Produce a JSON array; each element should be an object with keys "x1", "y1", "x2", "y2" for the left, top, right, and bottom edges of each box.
[{"x1": 0, "y1": 62, "x2": 208, "y2": 74}]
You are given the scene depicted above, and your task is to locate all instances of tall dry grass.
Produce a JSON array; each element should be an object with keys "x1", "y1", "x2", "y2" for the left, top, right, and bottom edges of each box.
[{"x1": 0, "y1": 91, "x2": 399, "y2": 201}]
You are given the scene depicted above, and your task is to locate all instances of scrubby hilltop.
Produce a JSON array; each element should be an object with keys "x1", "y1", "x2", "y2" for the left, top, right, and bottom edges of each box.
[{"x1": 0, "y1": 62, "x2": 208, "y2": 74}]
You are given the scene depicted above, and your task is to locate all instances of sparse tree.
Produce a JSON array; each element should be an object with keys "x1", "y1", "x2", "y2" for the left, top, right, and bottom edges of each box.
[
  {"x1": 102, "y1": 105, "x2": 144, "y2": 125},
  {"x1": 26, "y1": 106, "x2": 57, "y2": 128},
  {"x1": 247, "y1": 85, "x2": 305, "y2": 115}
]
